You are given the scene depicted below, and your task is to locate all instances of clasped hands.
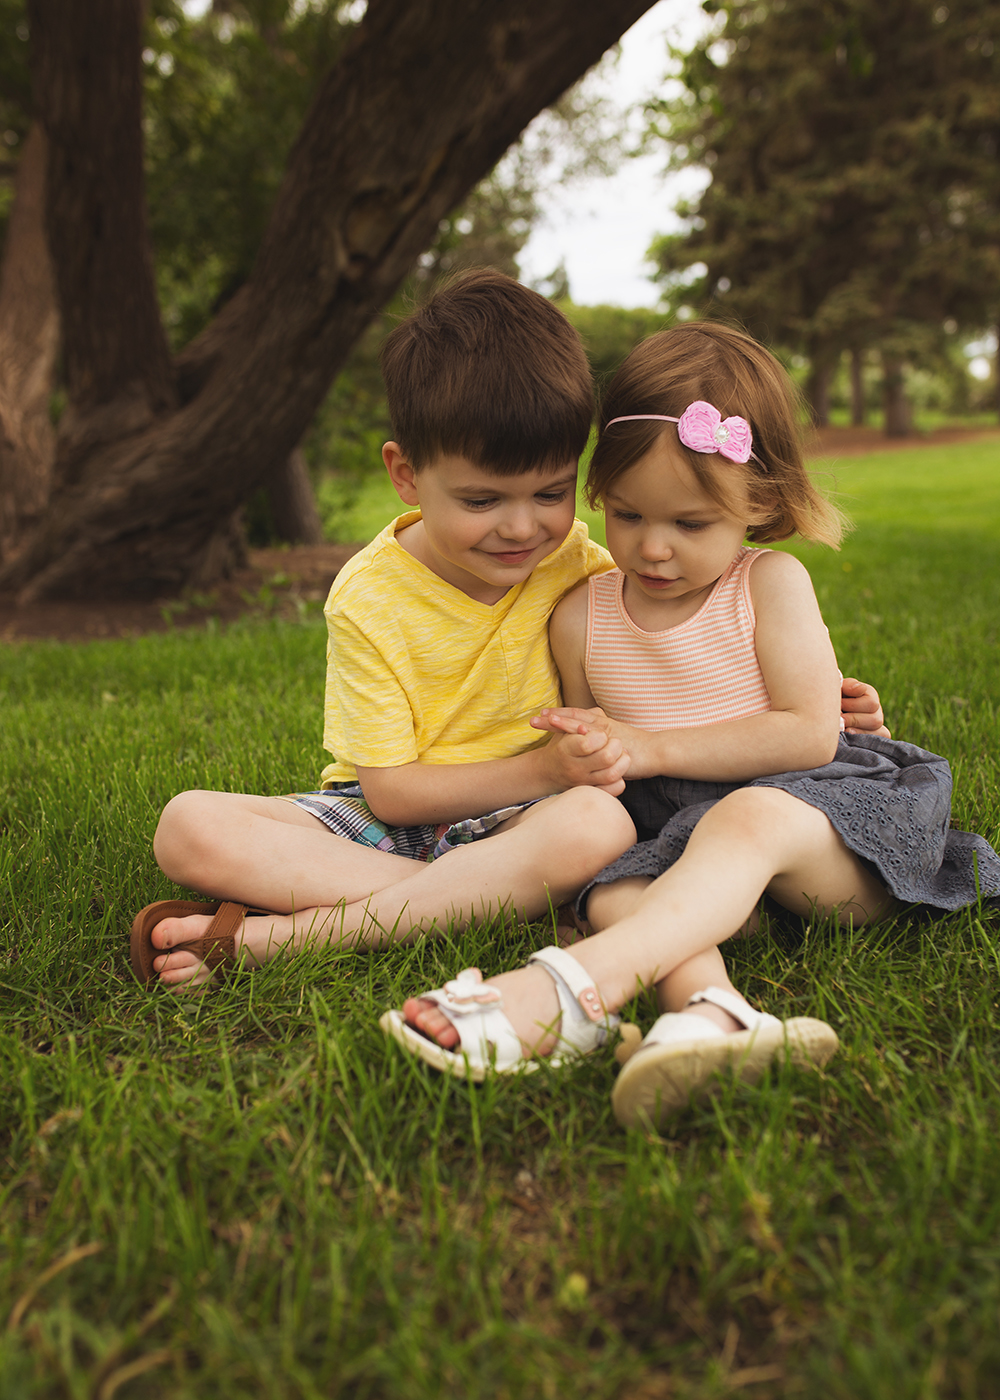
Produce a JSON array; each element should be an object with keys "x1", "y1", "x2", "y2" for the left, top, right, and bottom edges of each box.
[
  {"x1": 531, "y1": 677, "x2": 889, "y2": 795},
  {"x1": 531, "y1": 706, "x2": 636, "y2": 795}
]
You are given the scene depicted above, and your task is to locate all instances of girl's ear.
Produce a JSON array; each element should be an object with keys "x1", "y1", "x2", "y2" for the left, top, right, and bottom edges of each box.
[
  {"x1": 742, "y1": 489, "x2": 781, "y2": 540},
  {"x1": 753, "y1": 489, "x2": 781, "y2": 521},
  {"x1": 383, "y1": 442, "x2": 420, "y2": 506}
]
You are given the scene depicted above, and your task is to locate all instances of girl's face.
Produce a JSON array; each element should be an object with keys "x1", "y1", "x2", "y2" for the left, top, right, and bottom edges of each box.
[{"x1": 603, "y1": 433, "x2": 750, "y2": 629}]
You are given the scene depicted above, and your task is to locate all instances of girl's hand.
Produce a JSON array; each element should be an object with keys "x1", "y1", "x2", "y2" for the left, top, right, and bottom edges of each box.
[
  {"x1": 840, "y1": 678, "x2": 891, "y2": 738},
  {"x1": 534, "y1": 708, "x2": 666, "y2": 782},
  {"x1": 538, "y1": 721, "x2": 631, "y2": 795}
]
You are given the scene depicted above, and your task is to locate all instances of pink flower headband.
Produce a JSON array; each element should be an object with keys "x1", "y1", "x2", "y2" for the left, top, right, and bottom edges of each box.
[{"x1": 604, "y1": 401, "x2": 761, "y2": 467}]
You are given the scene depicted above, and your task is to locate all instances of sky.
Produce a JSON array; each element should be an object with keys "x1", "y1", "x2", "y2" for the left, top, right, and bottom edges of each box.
[{"x1": 517, "y1": 0, "x2": 713, "y2": 309}]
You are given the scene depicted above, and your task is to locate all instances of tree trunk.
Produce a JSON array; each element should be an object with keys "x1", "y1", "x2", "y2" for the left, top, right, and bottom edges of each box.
[
  {"x1": 805, "y1": 354, "x2": 833, "y2": 427},
  {"x1": 0, "y1": 122, "x2": 58, "y2": 562},
  {"x1": 265, "y1": 448, "x2": 325, "y2": 545},
  {"x1": 882, "y1": 352, "x2": 911, "y2": 437},
  {"x1": 2, "y1": 0, "x2": 657, "y2": 601},
  {"x1": 849, "y1": 347, "x2": 866, "y2": 427},
  {"x1": 32, "y1": 0, "x2": 175, "y2": 442},
  {"x1": 995, "y1": 324, "x2": 1000, "y2": 424}
]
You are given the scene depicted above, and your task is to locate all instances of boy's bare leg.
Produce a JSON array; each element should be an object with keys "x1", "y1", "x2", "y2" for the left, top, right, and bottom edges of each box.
[
  {"x1": 153, "y1": 790, "x2": 428, "y2": 908},
  {"x1": 405, "y1": 786, "x2": 897, "y2": 1053},
  {"x1": 149, "y1": 786, "x2": 636, "y2": 990}
]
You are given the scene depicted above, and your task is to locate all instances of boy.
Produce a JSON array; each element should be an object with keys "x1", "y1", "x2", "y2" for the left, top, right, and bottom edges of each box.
[{"x1": 135, "y1": 271, "x2": 884, "y2": 991}]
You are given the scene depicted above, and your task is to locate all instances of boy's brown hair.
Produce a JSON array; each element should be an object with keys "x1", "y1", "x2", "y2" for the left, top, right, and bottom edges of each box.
[
  {"x1": 586, "y1": 322, "x2": 844, "y2": 547},
  {"x1": 380, "y1": 268, "x2": 594, "y2": 474}
]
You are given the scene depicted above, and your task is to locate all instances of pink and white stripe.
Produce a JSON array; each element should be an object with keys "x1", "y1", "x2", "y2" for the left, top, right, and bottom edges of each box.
[{"x1": 584, "y1": 547, "x2": 772, "y2": 731}]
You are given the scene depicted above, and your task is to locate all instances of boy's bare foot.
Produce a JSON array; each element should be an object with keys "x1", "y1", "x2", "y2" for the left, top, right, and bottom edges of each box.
[{"x1": 150, "y1": 910, "x2": 298, "y2": 990}]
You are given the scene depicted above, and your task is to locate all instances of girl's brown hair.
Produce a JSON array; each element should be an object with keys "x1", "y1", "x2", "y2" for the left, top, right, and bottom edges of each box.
[{"x1": 587, "y1": 322, "x2": 844, "y2": 547}]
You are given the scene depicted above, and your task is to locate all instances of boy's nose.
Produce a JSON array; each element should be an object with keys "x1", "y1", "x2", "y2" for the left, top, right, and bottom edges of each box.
[{"x1": 498, "y1": 508, "x2": 540, "y2": 541}]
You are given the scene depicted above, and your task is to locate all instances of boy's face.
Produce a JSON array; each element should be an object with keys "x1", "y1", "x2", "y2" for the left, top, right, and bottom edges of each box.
[{"x1": 383, "y1": 446, "x2": 578, "y2": 604}]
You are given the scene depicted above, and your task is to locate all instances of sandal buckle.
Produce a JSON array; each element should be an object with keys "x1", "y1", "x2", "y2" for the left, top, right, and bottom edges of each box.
[{"x1": 578, "y1": 986, "x2": 606, "y2": 1024}]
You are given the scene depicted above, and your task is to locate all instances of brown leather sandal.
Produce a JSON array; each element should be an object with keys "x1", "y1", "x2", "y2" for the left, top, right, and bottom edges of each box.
[{"x1": 130, "y1": 899, "x2": 256, "y2": 986}]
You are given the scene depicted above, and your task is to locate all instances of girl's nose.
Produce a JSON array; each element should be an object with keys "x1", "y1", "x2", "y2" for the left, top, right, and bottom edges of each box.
[{"x1": 639, "y1": 529, "x2": 673, "y2": 561}]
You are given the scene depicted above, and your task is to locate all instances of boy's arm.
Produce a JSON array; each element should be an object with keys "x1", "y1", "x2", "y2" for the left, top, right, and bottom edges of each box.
[
  {"x1": 358, "y1": 726, "x2": 628, "y2": 827},
  {"x1": 840, "y1": 678, "x2": 889, "y2": 736},
  {"x1": 535, "y1": 552, "x2": 842, "y2": 783},
  {"x1": 331, "y1": 592, "x2": 628, "y2": 827}
]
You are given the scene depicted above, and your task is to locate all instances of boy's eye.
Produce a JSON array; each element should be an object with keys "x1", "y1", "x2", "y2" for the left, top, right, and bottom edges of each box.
[
  {"x1": 463, "y1": 497, "x2": 498, "y2": 509},
  {"x1": 536, "y1": 489, "x2": 570, "y2": 504}
]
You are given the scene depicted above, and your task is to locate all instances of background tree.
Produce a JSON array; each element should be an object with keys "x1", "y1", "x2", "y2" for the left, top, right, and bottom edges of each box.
[
  {"x1": 647, "y1": 0, "x2": 1000, "y2": 432},
  {"x1": 0, "y1": 0, "x2": 654, "y2": 600},
  {"x1": 0, "y1": 0, "x2": 627, "y2": 554},
  {"x1": 0, "y1": 3, "x2": 54, "y2": 554}
]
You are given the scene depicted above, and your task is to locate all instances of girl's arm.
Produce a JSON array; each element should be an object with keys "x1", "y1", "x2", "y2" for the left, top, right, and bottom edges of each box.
[
  {"x1": 537, "y1": 552, "x2": 842, "y2": 783},
  {"x1": 547, "y1": 583, "x2": 599, "y2": 709}
]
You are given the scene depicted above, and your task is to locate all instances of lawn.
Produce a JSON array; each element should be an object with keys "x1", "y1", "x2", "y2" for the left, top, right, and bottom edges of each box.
[{"x1": 1, "y1": 439, "x2": 999, "y2": 1398}]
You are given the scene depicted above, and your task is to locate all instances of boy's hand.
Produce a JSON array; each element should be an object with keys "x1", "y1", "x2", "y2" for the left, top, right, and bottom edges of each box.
[
  {"x1": 840, "y1": 678, "x2": 890, "y2": 737},
  {"x1": 539, "y1": 718, "x2": 630, "y2": 795}
]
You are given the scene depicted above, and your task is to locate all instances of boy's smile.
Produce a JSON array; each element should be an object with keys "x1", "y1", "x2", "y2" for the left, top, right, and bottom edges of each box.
[
  {"x1": 384, "y1": 446, "x2": 579, "y2": 605},
  {"x1": 604, "y1": 435, "x2": 750, "y2": 631}
]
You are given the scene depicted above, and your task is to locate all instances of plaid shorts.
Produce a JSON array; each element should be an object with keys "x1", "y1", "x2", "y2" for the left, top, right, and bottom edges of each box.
[{"x1": 288, "y1": 783, "x2": 540, "y2": 862}]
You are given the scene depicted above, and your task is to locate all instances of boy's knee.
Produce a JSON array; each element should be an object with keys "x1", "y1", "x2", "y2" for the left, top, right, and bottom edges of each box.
[
  {"x1": 153, "y1": 789, "x2": 218, "y2": 880},
  {"x1": 559, "y1": 787, "x2": 635, "y2": 863}
]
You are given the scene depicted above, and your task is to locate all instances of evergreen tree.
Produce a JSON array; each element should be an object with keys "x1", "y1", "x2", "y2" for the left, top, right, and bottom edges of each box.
[{"x1": 648, "y1": 0, "x2": 1000, "y2": 429}]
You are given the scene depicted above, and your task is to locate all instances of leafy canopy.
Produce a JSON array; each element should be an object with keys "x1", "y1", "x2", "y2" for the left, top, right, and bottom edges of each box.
[{"x1": 647, "y1": 0, "x2": 1000, "y2": 368}]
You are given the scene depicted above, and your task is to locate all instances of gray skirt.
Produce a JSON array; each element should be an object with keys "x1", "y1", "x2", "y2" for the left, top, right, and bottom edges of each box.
[{"x1": 579, "y1": 734, "x2": 1000, "y2": 916}]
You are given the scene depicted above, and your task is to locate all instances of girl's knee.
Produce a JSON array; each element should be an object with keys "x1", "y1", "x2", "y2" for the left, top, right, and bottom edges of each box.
[{"x1": 709, "y1": 786, "x2": 807, "y2": 843}]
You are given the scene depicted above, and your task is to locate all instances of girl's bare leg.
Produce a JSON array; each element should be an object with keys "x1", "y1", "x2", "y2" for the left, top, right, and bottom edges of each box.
[
  {"x1": 588, "y1": 880, "x2": 749, "y2": 1033},
  {"x1": 405, "y1": 787, "x2": 897, "y2": 1053},
  {"x1": 149, "y1": 786, "x2": 636, "y2": 990}
]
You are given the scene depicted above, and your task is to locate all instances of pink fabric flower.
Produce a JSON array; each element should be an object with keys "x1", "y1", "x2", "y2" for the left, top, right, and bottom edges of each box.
[{"x1": 676, "y1": 401, "x2": 753, "y2": 464}]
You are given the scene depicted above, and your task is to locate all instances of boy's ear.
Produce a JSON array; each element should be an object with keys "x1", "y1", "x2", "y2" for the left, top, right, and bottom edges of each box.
[{"x1": 382, "y1": 442, "x2": 420, "y2": 506}]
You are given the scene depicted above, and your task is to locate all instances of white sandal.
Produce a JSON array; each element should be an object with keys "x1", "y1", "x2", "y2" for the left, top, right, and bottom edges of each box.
[
  {"x1": 611, "y1": 985, "x2": 839, "y2": 1128},
  {"x1": 379, "y1": 945, "x2": 628, "y2": 1082}
]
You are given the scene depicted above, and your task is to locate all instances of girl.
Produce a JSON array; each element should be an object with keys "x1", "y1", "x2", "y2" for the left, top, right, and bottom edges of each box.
[{"x1": 382, "y1": 323, "x2": 1000, "y2": 1126}]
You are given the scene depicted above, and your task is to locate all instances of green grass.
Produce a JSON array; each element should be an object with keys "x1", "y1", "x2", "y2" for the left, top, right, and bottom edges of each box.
[{"x1": 2, "y1": 440, "x2": 1000, "y2": 1397}]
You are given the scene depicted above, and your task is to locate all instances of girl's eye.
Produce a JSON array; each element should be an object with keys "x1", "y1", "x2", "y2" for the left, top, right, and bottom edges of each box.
[
  {"x1": 677, "y1": 520, "x2": 707, "y2": 532},
  {"x1": 611, "y1": 509, "x2": 642, "y2": 523}
]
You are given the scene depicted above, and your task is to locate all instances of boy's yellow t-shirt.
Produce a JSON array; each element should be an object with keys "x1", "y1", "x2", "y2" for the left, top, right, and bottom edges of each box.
[{"x1": 319, "y1": 511, "x2": 613, "y2": 786}]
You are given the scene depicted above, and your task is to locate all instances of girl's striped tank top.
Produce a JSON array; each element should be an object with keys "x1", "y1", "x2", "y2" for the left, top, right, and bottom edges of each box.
[{"x1": 584, "y1": 546, "x2": 772, "y2": 731}]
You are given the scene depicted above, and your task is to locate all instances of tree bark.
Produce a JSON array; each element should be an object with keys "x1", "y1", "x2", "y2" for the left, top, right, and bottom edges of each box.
[
  {"x1": 2, "y1": 0, "x2": 657, "y2": 601},
  {"x1": 805, "y1": 353, "x2": 832, "y2": 427},
  {"x1": 265, "y1": 448, "x2": 325, "y2": 545},
  {"x1": 882, "y1": 352, "x2": 911, "y2": 436},
  {"x1": 849, "y1": 347, "x2": 866, "y2": 426},
  {"x1": 31, "y1": 0, "x2": 175, "y2": 447},
  {"x1": 0, "y1": 123, "x2": 58, "y2": 562}
]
